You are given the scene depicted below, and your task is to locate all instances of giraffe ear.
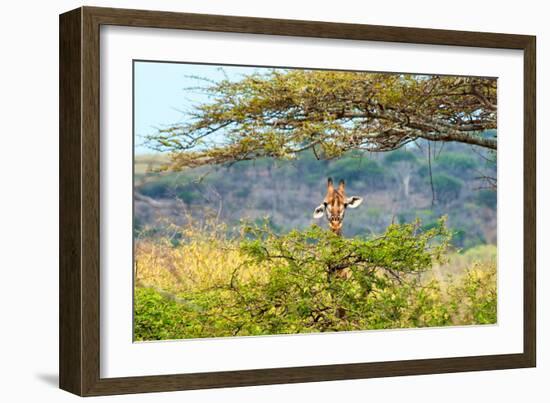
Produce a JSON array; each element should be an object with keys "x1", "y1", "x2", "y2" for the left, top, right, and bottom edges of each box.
[
  {"x1": 345, "y1": 196, "x2": 363, "y2": 208},
  {"x1": 313, "y1": 204, "x2": 325, "y2": 218}
]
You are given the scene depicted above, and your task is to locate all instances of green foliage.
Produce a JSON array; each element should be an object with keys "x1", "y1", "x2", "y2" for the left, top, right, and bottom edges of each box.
[
  {"x1": 430, "y1": 174, "x2": 463, "y2": 204},
  {"x1": 237, "y1": 219, "x2": 451, "y2": 332},
  {"x1": 384, "y1": 149, "x2": 418, "y2": 165},
  {"x1": 435, "y1": 153, "x2": 477, "y2": 176},
  {"x1": 139, "y1": 172, "x2": 201, "y2": 203},
  {"x1": 447, "y1": 263, "x2": 497, "y2": 324},
  {"x1": 132, "y1": 218, "x2": 497, "y2": 341},
  {"x1": 134, "y1": 287, "x2": 241, "y2": 340},
  {"x1": 327, "y1": 156, "x2": 387, "y2": 188},
  {"x1": 417, "y1": 152, "x2": 478, "y2": 181},
  {"x1": 241, "y1": 218, "x2": 450, "y2": 276},
  {"x1": 134, "y1": 287, "x2": 195, "y2": 341},
  {"x1": 476, "y1": 189, "x2": 497, "y2": 209}
]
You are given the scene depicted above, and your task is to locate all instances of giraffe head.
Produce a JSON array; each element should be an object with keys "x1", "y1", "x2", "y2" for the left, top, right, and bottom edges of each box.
[{"x1": 313, "y1": 178, "x2": 363, "y2": 235}]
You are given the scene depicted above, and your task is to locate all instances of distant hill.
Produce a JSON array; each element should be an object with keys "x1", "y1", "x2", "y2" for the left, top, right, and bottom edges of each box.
[{"x1": 134, "y1": 140, "x2": 497, "y2": 249}]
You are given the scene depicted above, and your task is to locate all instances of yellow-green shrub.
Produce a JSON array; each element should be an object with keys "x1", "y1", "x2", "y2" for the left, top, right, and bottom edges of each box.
[{"x1": 134, "y1": 218, "x2": 497, "y2": 340}]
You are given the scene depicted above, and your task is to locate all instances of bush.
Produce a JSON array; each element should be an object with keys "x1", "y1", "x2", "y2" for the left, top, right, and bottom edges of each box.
[
  {"x1": 447, "y1": 263, "x2": 497, "y2": 324},
  {"x1": 327, "y1": 157, "x2": 387, "y2": 189},
  {"x1": 435, "y1": 153, "x2": 477, "y2": 178},
  {"x1": 133, "y1": 218, "x2": 496, "y2": 340},
  {"x1": 476, "y1": 189, "x2": 497, "y2": 209},
  {"x1": 430, "y1": 174, "x2": 463, "y2": 204},
  {"x1": 235, "y1": 218, "x2": 451, "y2": 332}
]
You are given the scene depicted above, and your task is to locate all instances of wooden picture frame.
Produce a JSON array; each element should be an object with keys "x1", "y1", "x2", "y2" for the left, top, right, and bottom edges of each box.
[{"x1": 59, "y1": 6, "x2": 536, "y2": 396}]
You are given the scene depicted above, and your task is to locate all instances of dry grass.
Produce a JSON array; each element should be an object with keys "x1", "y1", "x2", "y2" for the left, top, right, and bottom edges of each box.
[
  {"x1": 135, "y1": 220, "x2": 268, "y2": 294},
  {"x1": 428, "y1": 244, "x2": 496, "y2": 287}
]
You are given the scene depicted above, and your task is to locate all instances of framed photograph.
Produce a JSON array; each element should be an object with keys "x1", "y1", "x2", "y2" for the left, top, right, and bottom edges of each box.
[{"x1": 59, "y1": 6, "x2": 536, "y2": 396}]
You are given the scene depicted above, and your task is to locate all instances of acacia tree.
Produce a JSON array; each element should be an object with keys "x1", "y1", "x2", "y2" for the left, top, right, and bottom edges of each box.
[{"x1": 145, "y1": 70, "x2": 497, "y2": 171}]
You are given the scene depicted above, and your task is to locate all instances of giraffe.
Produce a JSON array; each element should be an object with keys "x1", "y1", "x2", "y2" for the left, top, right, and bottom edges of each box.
[{"x1": 313, "y1": 178, "x2": 363, "y2": 236}]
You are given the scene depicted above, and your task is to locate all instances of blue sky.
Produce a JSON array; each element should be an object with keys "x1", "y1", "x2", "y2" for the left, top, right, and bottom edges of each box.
[{"x1": 134, "y1": 61, "x2": 271, "y2": 154}]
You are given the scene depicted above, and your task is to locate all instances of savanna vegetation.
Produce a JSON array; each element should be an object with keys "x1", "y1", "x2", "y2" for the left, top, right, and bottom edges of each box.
[
  {"x1": 134, "y1": 68, "x2": 497, "y2": 341},
  {"x1": 134, "y1": 217, "x2": 496, "y2": 340}
]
